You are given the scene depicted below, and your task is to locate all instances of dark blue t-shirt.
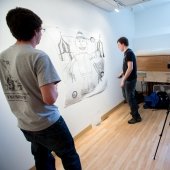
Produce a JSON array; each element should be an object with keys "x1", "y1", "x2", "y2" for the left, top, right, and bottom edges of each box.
[{"x1": 123, "y1": 48, "x2": 137, "y2": 81}]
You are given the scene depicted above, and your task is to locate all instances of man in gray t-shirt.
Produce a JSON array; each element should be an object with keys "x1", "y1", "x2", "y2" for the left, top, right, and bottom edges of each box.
[{"x1": 0, "y1": 7, "x2": 81, "y2": 170}]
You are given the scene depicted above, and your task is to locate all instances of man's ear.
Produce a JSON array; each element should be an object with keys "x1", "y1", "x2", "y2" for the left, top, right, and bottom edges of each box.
[{"x1": 34, "y1": 29, "x2": 39, "y2": 35}]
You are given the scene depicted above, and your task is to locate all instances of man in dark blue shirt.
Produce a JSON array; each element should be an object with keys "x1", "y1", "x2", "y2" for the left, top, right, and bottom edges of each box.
[{"x1": 117, "y1": 37, "x2": 142, "y2": 124}]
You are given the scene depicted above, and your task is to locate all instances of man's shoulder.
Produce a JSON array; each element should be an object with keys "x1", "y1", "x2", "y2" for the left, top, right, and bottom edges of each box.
[
  {"x1": 126, "y1": 48, "x2": 134, "y2": 53},
  {"x1": 0, "y1": 45, "x2": 13, "y2": 56},
  {"x1": 126, "y1": 49, "x2": 135, "y2": 57},
  {"x1": 28, "y1": 48, "x2": 48, "y2": 60}
]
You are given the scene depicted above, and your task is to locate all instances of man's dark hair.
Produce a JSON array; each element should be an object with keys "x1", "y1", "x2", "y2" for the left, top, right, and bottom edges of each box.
[
  {"x1": 117, "y1": 37, "x2": 129, "y2": 46},
  {"x1": 6, "y1": 7, "x2": 42, "y2": 41}
]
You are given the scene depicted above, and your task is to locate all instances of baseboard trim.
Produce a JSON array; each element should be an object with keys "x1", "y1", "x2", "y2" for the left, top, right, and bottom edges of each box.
[
  {"x1": 101, "y1": 101, "x2": 124, "y2": 121},
  {"x1": 29, "y1": 101, "x2": 124, "y2": 170},
  {"x1": 74, "y1": 101, "x2": 124, "y2": 139},
  {"x1": 74, "y1": 124, "x2": 92, "y2": 140}
]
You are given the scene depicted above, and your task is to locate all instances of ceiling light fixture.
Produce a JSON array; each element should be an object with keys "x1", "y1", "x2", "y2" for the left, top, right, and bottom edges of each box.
[
  {"x1": 114, "y1": 8, "x2": 119, "y2": 12},
  {"x1": 113, "y1": 0, "x2": 120, "y2": 12}
]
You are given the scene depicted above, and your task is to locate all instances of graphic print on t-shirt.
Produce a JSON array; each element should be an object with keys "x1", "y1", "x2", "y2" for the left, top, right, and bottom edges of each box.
[{"x1": 0, "y1": 58, "x2": 28, "y2": 102}]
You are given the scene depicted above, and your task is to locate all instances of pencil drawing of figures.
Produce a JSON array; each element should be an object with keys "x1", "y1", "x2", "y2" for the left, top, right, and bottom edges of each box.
[
  {"x1": 40, "y1": 28, "x2": 107, "y2": 107},
  {"x1": 58, "y1": 35, "x2": 76, "y2": 82},
  {"x1": 73, "y1": 31, "x2": 97, "y2": 95},
  {"x1": 92, "y1": 37, "x2": 105, "y2": 83}
]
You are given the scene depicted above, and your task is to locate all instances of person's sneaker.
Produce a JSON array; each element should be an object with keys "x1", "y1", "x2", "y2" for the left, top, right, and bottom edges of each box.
[{"x1": 128, "y1": 117, "x2": 142, "y2": 124}]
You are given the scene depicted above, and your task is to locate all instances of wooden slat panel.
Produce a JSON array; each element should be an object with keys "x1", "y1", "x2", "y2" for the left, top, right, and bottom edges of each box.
[{"x1": 137, "y1": 55, "x2": 170, "y2": 72}]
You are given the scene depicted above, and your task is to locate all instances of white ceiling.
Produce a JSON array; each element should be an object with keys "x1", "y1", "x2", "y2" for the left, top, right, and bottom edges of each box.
[{"x1": 84, "y1": 0, "x2": 170, "y2": 12}]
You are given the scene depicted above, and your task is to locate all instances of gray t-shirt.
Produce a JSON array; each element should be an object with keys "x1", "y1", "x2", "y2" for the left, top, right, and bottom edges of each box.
[{"x1": 0, "y1": 44, "x2": 61, "y2": 131}]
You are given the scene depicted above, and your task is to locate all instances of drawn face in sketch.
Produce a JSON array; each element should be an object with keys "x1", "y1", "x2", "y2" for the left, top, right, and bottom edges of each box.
[{"x1": 75, "y1": 31, "x2": 87, "y2": 51}]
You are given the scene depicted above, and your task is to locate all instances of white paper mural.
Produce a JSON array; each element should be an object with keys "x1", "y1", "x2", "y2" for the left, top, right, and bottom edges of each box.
[{"x1": 40, "y1": 27, "x2": 107, "y2": 107}]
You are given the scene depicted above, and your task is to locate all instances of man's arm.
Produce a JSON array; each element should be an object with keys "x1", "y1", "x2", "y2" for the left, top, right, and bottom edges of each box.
[
  {"x1": 121, "y1": 61, "x2": 133, "y2": 87},
  {"x1": 123, "y1": 61, "x2": 133, "y2": 80},
  {"x1": 40, "y1": 83, "x2": 58, "y2": 105}
]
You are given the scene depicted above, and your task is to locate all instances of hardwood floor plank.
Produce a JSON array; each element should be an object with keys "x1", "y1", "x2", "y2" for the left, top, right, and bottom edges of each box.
[{"x1": 55, "y1": 104, "x2": 170, "y2": 170}]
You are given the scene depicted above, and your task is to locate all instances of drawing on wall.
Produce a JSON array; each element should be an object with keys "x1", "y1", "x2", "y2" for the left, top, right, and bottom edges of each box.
[{"x1": 39, "y1": 27, "x2": 107, "y2": 107}]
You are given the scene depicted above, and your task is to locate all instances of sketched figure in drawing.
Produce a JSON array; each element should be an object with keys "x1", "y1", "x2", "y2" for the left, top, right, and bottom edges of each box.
[
  {"x1": 73, "y1": 31, "x2": 97, "y2": 95},
  {"x1": 58, "y1": 35, "x2": 76, "y2": 82},
  {"x1": 91, "y1": 36, "x2": 105, "y2": 83},
  {"x1": 57, "y1": 30, "x2": 107, "y2": 106}
]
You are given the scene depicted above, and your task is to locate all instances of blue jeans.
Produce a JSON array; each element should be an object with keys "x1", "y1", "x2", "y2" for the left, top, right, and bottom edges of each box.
[
  {"x1": 21, "y1": 116, "x2": 81, "y2": 170},
  {"x1": 122, "y1": 79, "x2": 141, "y2": 119}
]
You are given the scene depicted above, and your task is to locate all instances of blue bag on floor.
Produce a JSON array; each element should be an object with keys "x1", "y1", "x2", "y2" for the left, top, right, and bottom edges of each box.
[{"x1": 143, "y1": 92, "x2": 159, "y2": 109}]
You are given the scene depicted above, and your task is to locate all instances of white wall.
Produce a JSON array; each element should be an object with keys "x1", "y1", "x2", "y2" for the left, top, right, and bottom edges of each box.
[
  {"x1": 133, "y1": 1, "x2": 170, "y2": 52},
  {"x1": 0, "y1": 0, "x2": 134, "y2": 169}
]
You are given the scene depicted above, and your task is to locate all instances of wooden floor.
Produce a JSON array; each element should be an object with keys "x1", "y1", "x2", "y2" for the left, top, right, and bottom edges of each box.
[{"x1": 55, "y1": 103, "x2": 170, "y2": 170}]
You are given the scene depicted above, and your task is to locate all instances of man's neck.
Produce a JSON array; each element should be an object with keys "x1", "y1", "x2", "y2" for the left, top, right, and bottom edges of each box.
[
  {"x1": 16, "y1": 39, "x2": 36, "y2": 48},
  {"x1": 123, "y1": 46, "x2": 128, "y2": 52}
]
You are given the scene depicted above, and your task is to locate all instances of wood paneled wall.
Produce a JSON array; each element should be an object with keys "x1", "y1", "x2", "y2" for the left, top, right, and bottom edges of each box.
[{"x1": 137, "y1": 55, "x2": 170, "y2": 72}]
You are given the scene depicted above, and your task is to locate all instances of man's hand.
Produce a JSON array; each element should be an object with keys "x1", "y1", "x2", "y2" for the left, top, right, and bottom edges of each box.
[
  {"x1": 117, "y1": 72, "x2": 123, "y2": 79},
  {"x1": 118, "y1": 74, "x2": 123, "y2": 79},
  {"x1": 120, "y1": 78, "x2": 125, "y2": 87}
]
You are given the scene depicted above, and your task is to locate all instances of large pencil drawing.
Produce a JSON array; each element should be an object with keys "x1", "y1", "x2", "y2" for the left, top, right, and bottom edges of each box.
[{"x1": 39, "y1": 27, "x2": 107, "y2": 107}]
